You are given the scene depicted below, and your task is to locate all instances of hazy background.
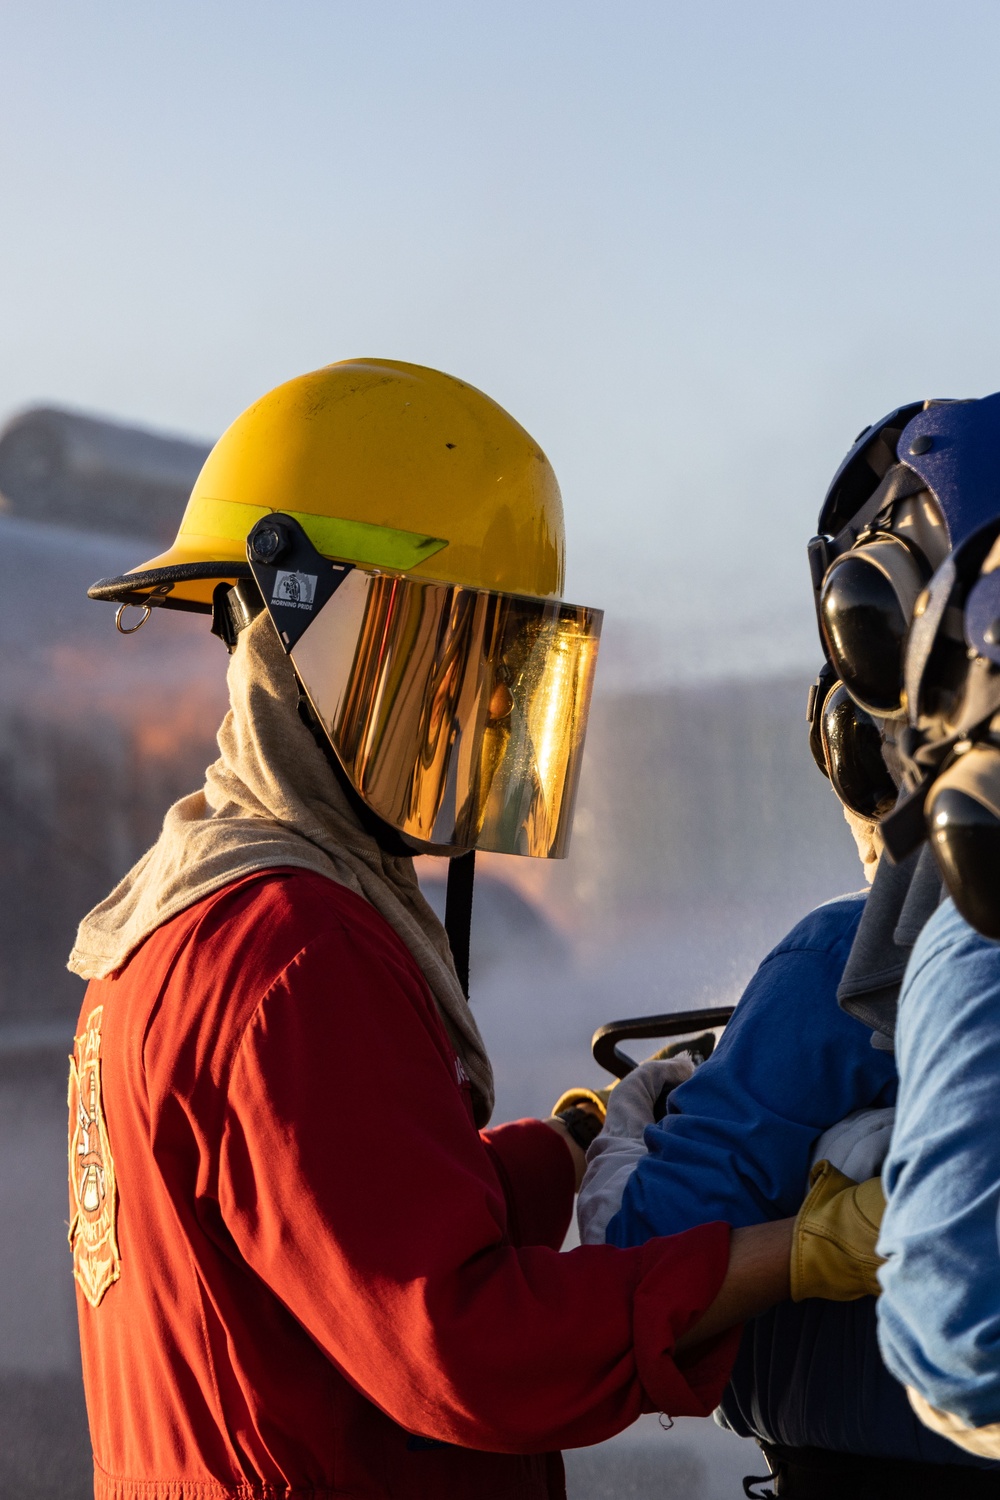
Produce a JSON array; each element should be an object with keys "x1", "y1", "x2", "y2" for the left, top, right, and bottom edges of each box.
[
  {"x1": 6, "y1": 0, "x2": 1000, "y2": 679},
  {"x1": 3, "y1": 2, "x2": 1000, "y2": 1495}
]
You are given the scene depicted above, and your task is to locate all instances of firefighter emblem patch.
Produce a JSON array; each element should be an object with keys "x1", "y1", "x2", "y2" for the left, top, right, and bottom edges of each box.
[{"x1": 67, "y1": 1006, "x2": 120, "y2": 1307}]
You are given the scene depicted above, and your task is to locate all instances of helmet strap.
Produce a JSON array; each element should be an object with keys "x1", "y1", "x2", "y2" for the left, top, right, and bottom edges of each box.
[{"x1": 444, "y1": 852, "x2": 476, "y2": 999}]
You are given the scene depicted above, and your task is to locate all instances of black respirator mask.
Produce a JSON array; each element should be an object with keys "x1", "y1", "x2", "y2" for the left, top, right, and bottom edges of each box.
[
  {"x1": 805, "y1": 403, "x2": 936, "y2": 818},
  {"x1": 807, "y1": 661, "x2": 897, "y2": 818},
  {"x1": 882, "y1": 521, "x2": 1000, "y2": 939}
]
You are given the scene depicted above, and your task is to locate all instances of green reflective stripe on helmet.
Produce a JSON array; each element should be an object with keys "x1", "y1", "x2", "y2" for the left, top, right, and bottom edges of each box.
[
  {"x1": 295, "y1": 510, "x2": 448, "y2": 571},
  {"x1": 185, "y1": 495, "x2": 448, "y2": 571}
]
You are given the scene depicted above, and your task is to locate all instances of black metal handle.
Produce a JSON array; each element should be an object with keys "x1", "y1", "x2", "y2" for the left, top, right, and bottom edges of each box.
[{"x1": 592, "y1": 1006, "x2": 735, "y2": 1080}]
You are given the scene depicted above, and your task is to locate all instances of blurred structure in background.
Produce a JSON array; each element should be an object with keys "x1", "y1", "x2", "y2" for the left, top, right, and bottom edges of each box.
[
  {"x1": 0, "y1": 406, "x2": 210, "y2": 544},
  {"x1": 0, "y1": 404, "x2": 859, "y2": 1497},
  {"x1": 0, "y1": 409, "x2": 225, "y2": 1497}
]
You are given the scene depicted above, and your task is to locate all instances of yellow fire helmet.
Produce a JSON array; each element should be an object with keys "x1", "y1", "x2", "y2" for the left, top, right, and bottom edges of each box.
[{"x1": 90, "y1": 359, "x2": 603, "y2": 861}]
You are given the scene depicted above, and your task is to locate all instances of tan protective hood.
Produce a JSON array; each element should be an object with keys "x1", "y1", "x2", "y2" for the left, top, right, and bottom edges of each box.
[
  {"x1": 842, "y1": 805, "x2": 884, "y2": 885},
  {"x1": 69, "y1": 612, "x2": 495, "y2": 1124}
]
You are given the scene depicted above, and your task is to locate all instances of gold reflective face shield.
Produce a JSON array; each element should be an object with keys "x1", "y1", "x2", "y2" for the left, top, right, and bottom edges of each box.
[{"x1": 247, "y1": 515, "x2": 602, "y2": 858}]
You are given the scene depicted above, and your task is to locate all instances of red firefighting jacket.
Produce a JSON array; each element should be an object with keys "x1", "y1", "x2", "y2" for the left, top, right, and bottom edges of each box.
[{"x1": 69, "y1": 869, "x2": 737, "y2": 1500}]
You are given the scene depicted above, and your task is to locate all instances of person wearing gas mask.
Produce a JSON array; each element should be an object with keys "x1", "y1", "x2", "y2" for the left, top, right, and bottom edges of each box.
[
  {"x1": 575, "y1": 398, "x2": 1000, "y2": 1496},
  {"x1": 64, "y1": 359, "x2": 875, "y2": 1500},
  {"x1": 861, "y1": 460, "x2": 1000, "y2": 1462}
]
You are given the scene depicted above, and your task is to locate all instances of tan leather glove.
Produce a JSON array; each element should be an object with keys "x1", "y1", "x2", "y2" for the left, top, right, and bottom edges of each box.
[
  {"x1": 790, "y1": 1159, "x2": 886, "y2": 1302},
  {"x1": 551, "y1": 1084, "x2": 614, "y2": 1122}
]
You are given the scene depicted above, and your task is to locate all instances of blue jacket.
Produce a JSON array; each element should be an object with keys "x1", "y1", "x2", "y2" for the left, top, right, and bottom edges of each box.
[
  {"x1": 879, "y1": 898, "x2": 1000, "y2": 1428},
  {"x1": 608, "y1": 894, "x2": 989, "y2": 1463}
]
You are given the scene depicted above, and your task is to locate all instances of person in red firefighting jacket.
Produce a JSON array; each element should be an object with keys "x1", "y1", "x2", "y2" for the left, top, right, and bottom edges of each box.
[{"x1": 68, "y1": 360, "x2": 882, "y2": 1500}]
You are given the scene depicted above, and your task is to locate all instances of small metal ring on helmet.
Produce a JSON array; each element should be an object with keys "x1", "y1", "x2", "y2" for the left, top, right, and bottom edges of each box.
[
  {"x1": 113, "y1": 581, "x2": 173, "y2": 633},
  {"x1": 115, "y1": 601, "x2": 153, "y2": 634}
]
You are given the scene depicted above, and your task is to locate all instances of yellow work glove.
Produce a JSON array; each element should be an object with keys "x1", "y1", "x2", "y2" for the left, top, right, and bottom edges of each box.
[
  {"x1": 790, "y1": 1159, "x2": 886, "y2": 1302},
  {"x1": 551, "y1": 1084, "x2": 614, "y2": 1122}
]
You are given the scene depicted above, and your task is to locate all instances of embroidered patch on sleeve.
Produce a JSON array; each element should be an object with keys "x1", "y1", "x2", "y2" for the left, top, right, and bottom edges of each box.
[{"x1": 67, "y1": 1005, "x2": 120, "y2": 1307}]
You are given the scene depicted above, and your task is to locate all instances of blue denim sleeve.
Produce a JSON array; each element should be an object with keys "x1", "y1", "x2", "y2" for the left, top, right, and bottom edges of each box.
[
  {"x1": 607, "y1": 895, "x2": 897, "y2": 1247},
  {"x1": 878, "y1": 899, "x2": 1000, "y2": 1427}
]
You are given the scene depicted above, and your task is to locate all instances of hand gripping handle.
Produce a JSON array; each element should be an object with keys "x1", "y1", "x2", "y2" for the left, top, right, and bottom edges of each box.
[{"x1": 591, "y1": 1006, "x2": 735, "y2": 1080}]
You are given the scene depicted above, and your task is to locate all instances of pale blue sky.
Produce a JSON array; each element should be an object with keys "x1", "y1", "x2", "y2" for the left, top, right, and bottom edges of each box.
[{"x1": 4, "y1": 1, "x2": 1000, "y2": 679}]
